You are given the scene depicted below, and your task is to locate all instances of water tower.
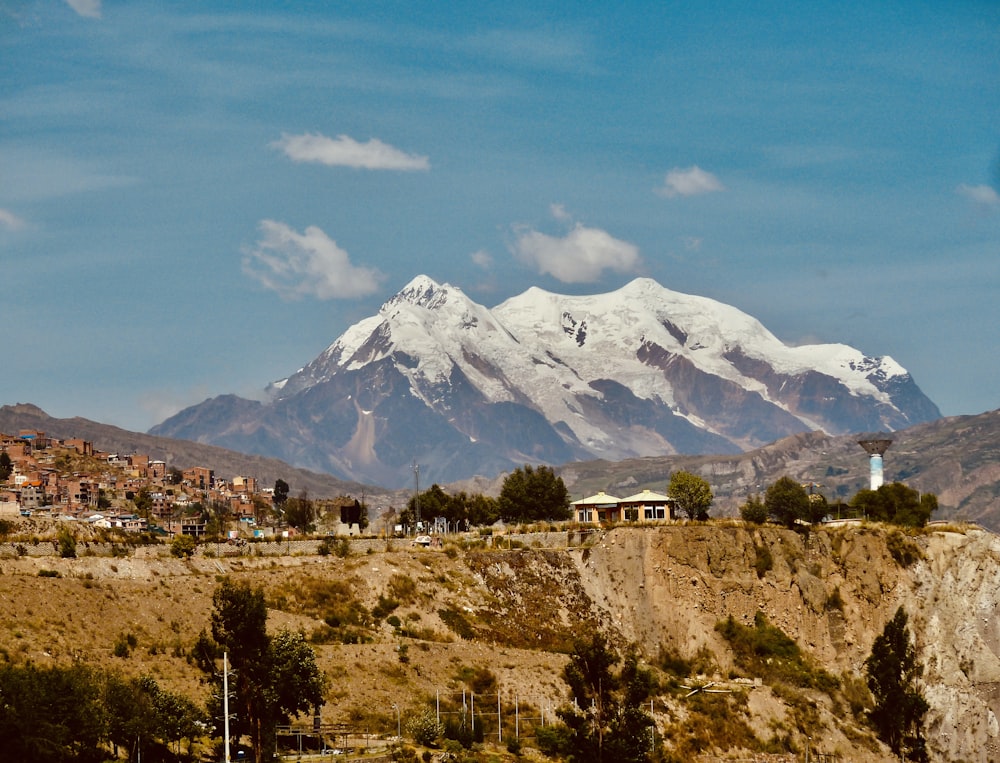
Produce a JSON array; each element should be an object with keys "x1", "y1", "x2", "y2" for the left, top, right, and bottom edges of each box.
[{"x1": 857, "y1": 435, "x2": 893, "y2": 490}]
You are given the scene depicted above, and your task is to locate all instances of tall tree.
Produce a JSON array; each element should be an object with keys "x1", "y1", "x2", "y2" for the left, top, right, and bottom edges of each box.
[
  {"x1": 273, "y1": 478, "x2": 290, "y2": 507},
  {"x1": 668, "y1": 470, "x2": 713, "y2": 520},
  {"x1": 197, "y1": 580, "x2": 325, "y2": 763},
  {"x1": 556, "y1": 633, "x2": 653, "y2": 763},
  {"x1": 284, "y1": 490, "x2": 316, "y2": 531},
  {"x1": 0, "y1": 661, "x2": 105, "y2": 763},
  {"x1": 498, "y1": 464, "x2": 571, "y2": 523},
  {"x1": 0, "y1": 451, "x2": 13, "y2": 481},
  {"x1": 851, "y1": 483, "x2": 937, "y2": 527},
  {"x1": 764, "y1": 477, "x2": 811, "y2": 528},
  {"x1": 864, "y1": 607, "x2": 929, "y2": 761},
  {"x1": 739, "y1": 494, "x2": 768, "y2": 524}
]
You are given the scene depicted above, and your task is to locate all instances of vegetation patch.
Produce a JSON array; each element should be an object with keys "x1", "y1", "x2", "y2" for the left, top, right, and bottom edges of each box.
[
  {"x1": 463, "y1": 549, "x2": 602, "y2": 651},
  {"x1": 886, "y1": 531, "x2": 925, "y2": 567},
  {"x1": 716, "y1": 612, "x2": 839, "y2": 693}
]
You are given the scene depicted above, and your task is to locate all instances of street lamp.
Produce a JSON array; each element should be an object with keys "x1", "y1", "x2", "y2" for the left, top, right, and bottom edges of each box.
[{"x1": 391, "y1": 703, "x2": 401, "y2": 739}]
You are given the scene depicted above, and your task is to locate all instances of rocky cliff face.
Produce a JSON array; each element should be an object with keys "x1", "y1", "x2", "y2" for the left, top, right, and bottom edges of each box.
[{"x1": 567, "y1": 524, "x2": 1000, "y2": 763}]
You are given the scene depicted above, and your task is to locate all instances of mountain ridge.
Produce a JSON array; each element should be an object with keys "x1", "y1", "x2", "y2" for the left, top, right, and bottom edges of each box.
[{"x1": 151, "y1": 275, "x2": 939, "y2": 487}]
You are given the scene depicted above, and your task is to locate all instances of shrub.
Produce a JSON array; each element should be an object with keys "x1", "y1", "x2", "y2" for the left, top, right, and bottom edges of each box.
[
  {"x1": 453, "y1": 664, "x2": 498, "y2": 694},
  {"x1": 38, "y1": 569, "x2": 61, "y2": 578},
  {"x1": 388, "y1": 573, "x2": 417, "y2": 603},
  {"x1": 113, "y1": 631, "x2": 138, "y2": 658},
  {"x1": 753, "y1": 544, "x2": 773, "y2": 578},
  {"x1": 58, "y1": 527, "x2": 77, "y2": 558},
  {"x1": 740, "y1": 495, "x2": 768, "y2": 524},
  {"x1": 372, "y1": 595, "x2": 400, "y2": 621},
  {"x1": 716, "y1": 612, "x2": 838, "y2": 693},
  {"x1": 170, "y1": 534, "x2": 197, "y2": 558},
  {"x1": 825, "y1": 587, "x2": 845, "y2": 611},
  {"x1": 407, "y1": 708, "x2": 443, "y2": 746},
  {"x1": 886, "y1": 532, "x2": 924, "y2": 567}
]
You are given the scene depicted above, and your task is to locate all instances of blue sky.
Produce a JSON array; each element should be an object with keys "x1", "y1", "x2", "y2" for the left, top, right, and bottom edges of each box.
[{"x1": 3, "y1": 1, "x2": 998, "y2": 433}]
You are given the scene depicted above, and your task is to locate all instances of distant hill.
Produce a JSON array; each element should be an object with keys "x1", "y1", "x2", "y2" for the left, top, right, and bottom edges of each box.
[
  {"x1": 0, "y1": 403, "x2": 397, "y2": 507},
  {"x1": 555, "y1": 408, "x2": 1000, "y2": 531}
]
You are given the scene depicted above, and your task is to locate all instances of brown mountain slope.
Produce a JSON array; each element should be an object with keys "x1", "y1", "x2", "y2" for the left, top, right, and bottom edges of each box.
[
  {"x1": 3, "y1": 522, "x2": 999, "y2": 762},
  {"x1": 556, "y1": 409, "x2": 1000, "y2": 531},
  {"x1": 0, "y1": 402, "x2": 393, "y2": 503}
]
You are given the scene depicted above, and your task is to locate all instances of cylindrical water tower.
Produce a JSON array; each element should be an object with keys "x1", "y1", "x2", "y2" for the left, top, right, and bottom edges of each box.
[{"x1": 857, "y1": 436, "x2": 893, "y2": 490}]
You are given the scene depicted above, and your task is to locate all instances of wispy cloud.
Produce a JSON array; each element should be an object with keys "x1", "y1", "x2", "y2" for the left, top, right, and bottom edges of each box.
[
  {"x1": 470, "y1": 249, "x2": 493, "y2": 269},
  {"x1": 957, "y1": 183, "x2": 1000, "y2": 211},
  {"x1": 511, "y1": 209, "x2": 640, "y2": 283},
  {"x1": 0, "y1": 209, "x2": 27, "y2": 231},
  {"x1": 243, "y1": 220, "x2": 383, "y2": 300},
  {"x1": 657, "y1": 165, "x2": 725, "y2": 198},
  {"x1": 271, "y1": 132, "x2": 430, "y2": 171},
  {"x1": 65, "y1": 0, "x2": 101, "y2": 19},
  {"x1": 549, "y1": 202, "x2": 572, "y2": 222}
]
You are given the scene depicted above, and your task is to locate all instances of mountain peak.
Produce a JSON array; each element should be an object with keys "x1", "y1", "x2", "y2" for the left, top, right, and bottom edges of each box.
[
  {"x1": 155, "y1": 275, "x2": 941, "y2": 488},
  {"x1": 386, "y1": 275, "x2": 453, "y2": 310}
]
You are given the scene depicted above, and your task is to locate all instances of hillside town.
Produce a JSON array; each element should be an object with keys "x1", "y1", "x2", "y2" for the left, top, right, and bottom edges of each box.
[{"x1": 0, "y1": 428, "x2": 345, "y2": 539}]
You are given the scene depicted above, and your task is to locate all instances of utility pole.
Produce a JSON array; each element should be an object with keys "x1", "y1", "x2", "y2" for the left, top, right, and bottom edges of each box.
[
  {"x1": 412, "y1": 462, "x2": 420, "y2": 534},
  {"x1": 223, "y1": 652, "x2": 232, "y2": 763}
]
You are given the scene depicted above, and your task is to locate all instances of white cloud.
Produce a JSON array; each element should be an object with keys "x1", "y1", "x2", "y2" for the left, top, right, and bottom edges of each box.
[
  {"x1": 271, "y1": 132, "x2": 430, "y2": 171},
  {"x1": 549, "y1": 203, "x2": 572, "y2": 222},
  {"x1": 470, "y1": 249, "x2": 493, "y2": 269},
  {"x1": 243, "y1": 220, "x2": 383, "y2": 300},
  {"x1": 657, "y1": 165, "x2": 725, "y2": 198},
  {"x1": 511, "y1": 214, "x2": 640, "y2": 284},
  {"x1": 957, "y1": 183, "x2": 1000, "y2": 210},
  {"x1": 65, "y1": 0, "x2": 101, "y2": 19},
  {"x1": 0, "y1": 209, "x2": 27, "y2": 231}
]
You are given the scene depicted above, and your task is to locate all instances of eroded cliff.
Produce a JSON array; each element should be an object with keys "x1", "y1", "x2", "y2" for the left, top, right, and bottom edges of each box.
[{"x1": 567, "y1": 524, "x2": 1000, "y2": 762}]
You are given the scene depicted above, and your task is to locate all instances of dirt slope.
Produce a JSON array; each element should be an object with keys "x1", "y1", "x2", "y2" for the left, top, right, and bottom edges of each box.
[{"x1": 3, "y1": 522, "x2": 1000, "y2": 761}]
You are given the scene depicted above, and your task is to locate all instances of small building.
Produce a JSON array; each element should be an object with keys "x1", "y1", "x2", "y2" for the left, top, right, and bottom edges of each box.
[
  {"x1": 618, "y1": 489, "x2": 677, "y2": 522},
  {"x1": 572, "y1": 491, "x2": 622, "y2": 524}
]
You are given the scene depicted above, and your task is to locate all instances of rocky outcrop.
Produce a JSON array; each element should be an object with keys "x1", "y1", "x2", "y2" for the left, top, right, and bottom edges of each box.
[{"x1": 567, "y1": 524, "x2": 1000, "y2": 763}]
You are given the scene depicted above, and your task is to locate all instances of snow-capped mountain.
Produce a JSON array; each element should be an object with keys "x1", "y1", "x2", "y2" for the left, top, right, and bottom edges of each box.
[{"x1": 151, "y1": 275, "x2": 940, "y2": 487}]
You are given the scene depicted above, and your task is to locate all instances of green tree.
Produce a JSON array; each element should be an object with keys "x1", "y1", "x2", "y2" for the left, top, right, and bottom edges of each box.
[
  {"x1": 864, "y1": 607, "x2": 929, "y2": 761},
  {"x1": 739, "y1": 494, "x2": 768, "y2": 524},
  {"x1": 132, "y1": 486, "x2": 153, "y2": 519},
  {"x1": 273, "y1": 478, "x2": 289, "y2": 507},
  {"x1": 498, "y1": 464, "x2": 570, "y2": 523},
  {"x1": 58, "y1": 526, "x2": 77, "y2": 558},
  {"x1": 764, "y1": 477, "x2": 811, "y2": 528},
  {"x1": 807, "y1": 492, "x2": 830, "y2": 523},
  {"x1": 0, "y1": 451, "x2": 12, "y2": 481},
  {"x1": 170, "y1": 533, "x2": 197, "y2": 558},
  {"x1": 103, "y1": 672, "x2": 204, "y2": 760},
  {"x1": 197, "y1": 579, "x2": 325, "y2": 763},
  {"x1": 0, "y1": 661, "x2": 105, "y2": 763},
  {"x1": 408, "y1": 483, "x2": 450, "y2": 522},
  {"x1": 284, "y1": 491, "x2": 316, "y2": 532},
  {"x1": 555, "y1": 633, "x2": 653, "y2": 763},
  {"x1": 466, "y1": 493, "x2": 500, "y2": 526},
  {"x1": 668, "y1": 470, "x2": 713, "y2": 520},
  {"x1": 407, "y1": 708, "x2": 444, "y2": 746},
  {"x1": 851, "y1": 483, "x2": 937, "y2": 527}
]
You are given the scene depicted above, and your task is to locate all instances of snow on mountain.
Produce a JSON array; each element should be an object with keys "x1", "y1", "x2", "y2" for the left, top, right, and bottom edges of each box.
[{"x1": 154, "y1": 275, "x2": 940, "y2": 487}]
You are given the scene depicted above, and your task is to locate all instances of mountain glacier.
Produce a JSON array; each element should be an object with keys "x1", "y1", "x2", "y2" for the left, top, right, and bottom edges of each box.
[{"x1": 151, "y1": 275, "x2": 940, "y2": 487}]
